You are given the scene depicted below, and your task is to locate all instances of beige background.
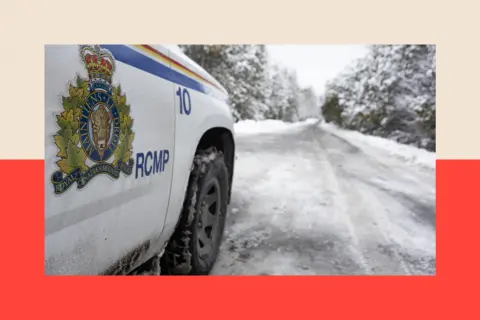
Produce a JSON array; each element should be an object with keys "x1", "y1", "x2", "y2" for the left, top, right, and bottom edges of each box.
[{"x1": 0, "y1": 0, "x2": 476, "y2": 159}]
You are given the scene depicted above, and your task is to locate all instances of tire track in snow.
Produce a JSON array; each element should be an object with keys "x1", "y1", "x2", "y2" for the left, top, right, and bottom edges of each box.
[
  {"x1": 312, "y1": 125, "x2": 434, "y2": 275},
  {"x1": 306, "y1": 127, "x2": 373, "y2": 275},
  {"x1": 211, "y1": 122, "x2": 435, "y2": 275},
  {"x1": 213, "y1": 129, "x2": 371, "y2": 274}
]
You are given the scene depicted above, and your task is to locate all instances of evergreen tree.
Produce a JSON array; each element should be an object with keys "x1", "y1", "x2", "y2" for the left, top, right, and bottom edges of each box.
[
  {"x1": 266, "y1": 64, "x2": 290, "y2": 120},
  {"x1": 179, "y1": 45, "x2": 273, "y2": 122},
  {"x1": 298, "y1": 87, "x2": 319, "y2": 120},
  {"x1": 321, "y1": 44, "x2": 436, "y2": 151},
  {"x1": 284, "y1": 70, "x2": 300, "y2": 122}
]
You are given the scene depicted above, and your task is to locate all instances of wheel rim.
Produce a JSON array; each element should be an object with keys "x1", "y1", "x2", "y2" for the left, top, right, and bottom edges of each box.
[{"x1": 196, "y1": 179, "x2": 222, "y2": 267}]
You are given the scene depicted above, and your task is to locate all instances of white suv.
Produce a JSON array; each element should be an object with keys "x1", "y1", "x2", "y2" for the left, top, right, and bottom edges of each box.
[{"x1": 44, "y1": 44, "x2": 236, "y2": 275}]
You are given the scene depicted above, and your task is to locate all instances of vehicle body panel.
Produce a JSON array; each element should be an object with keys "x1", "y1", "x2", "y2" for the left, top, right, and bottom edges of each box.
[
  {"x1": 44, "y1": 44, "x2": 234, "y2": 275},
  {"x1": 148, "y1": 46, "x2": 234, "y2": 260}
]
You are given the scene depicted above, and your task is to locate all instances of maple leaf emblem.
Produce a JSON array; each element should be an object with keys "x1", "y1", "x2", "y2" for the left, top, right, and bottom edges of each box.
[{"x1": 51, "y1": 45, "x2": 135, "y2": 195}]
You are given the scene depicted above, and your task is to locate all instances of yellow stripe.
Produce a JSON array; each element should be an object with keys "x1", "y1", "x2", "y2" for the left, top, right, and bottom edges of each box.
[
  {"x1": 170, "y1": 60, "x2": 213, "y2": 88},
  {"x1": 133, "y1": 45, "x2": 171, "y2": 66},
  {"x1": 132, "y1": 45, "x2": 223, "y2": 93}
]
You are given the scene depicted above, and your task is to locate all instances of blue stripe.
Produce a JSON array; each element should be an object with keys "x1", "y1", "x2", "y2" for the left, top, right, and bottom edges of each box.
[{"x1": 100, "y1": 45, "x2": 209, "y2": 95}]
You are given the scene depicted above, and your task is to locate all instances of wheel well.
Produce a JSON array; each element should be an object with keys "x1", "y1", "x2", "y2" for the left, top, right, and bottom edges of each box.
[{"x1": 197, "y1": 127, "x2": 235, "y2": 203}]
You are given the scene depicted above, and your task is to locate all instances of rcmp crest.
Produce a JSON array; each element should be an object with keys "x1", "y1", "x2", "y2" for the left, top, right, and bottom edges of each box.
[{"x1": 51, "y1": 45, "x2": 135, "y2": 195}]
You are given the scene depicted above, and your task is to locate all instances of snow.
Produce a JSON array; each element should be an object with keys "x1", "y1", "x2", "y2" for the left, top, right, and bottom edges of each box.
[
  {"x1": 234, "y1": 118, "x2": 435, "y2": 170},
  {"x1": 319, "y1": 121, "x2": 436, "y2": 169},
  {"x1": 320, "y1": 45, "x2": 435, "y2": 152},
  {"x1": 234, "y1": 118, "x2": 318, "y2": 136},
  {"x1": 179, "y1": 45, "x2": 322, "y2": 123},
  {"x1": 212, "y1": 119, "x2": 435, "y2": 275}
]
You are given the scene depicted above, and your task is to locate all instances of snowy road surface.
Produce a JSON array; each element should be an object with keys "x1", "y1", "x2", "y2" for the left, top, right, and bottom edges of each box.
[{"x1": 211, "y1": 119, "x2": 436, "y2": 275}]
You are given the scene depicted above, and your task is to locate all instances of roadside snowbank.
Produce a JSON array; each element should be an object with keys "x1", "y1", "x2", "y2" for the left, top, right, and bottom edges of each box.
[
  {"x1": 319, "y1": 122, "x2": 436, "y2": 169},
  {"x1": 234, "y1": 118, "x2": 435, "y2": 169},
  {"x1": 234, "y1": 118, "x2": 318, "y2": 136}
]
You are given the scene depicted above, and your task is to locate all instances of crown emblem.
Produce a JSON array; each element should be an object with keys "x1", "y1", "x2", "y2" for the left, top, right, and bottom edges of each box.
[
  {"x1": 79, "y1": 45, "x2": 116, "y2": 83},
  {"x1": 50, "y1": 45, "x2": 135, "y2": 195}
]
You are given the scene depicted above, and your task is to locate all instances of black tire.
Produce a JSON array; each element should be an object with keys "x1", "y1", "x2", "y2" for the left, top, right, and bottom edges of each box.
[{"x1": 161, "y1": 147, "x2": 229, "y2": 275}]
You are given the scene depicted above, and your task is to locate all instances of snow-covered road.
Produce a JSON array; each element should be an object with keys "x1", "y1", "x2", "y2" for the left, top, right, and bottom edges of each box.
[{"x1": 211, "y1": 119, "x2": 436, "y2": 275}]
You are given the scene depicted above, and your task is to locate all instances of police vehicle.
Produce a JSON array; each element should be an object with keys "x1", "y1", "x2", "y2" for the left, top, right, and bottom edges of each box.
[{"x1": 45, "y1": 45, "x2": 235, "y2": 275}]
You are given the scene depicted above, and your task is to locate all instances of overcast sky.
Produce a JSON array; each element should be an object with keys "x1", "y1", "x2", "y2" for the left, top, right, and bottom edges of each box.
[{"x1": 267, "y1": 45, "x2": 369, "y2": 95}]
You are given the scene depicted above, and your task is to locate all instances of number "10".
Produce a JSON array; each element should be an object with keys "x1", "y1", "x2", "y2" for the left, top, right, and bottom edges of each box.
[{"x1": 176, "y1": 87, "x2": 192, "y2": 115}]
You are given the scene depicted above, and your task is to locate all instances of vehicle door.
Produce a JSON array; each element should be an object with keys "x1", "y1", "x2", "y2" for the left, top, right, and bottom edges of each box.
[{"x1": 44, "y1": 44, "x2": 176, "y2": 275}]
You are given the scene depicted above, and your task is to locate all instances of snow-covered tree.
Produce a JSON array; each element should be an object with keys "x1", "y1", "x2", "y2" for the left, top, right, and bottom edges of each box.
[
  {"x1": 283, "y1": 70, "x2": 301, "y2": 122},
  {"x1": 180, "y1": 45, "x2": 307, "y2": 123},
  {"x1": 265, "y1": 64, "x2": 290, "y2": 120},
  {"x1": 321, "y1": 44, "x2": 436, "y2": 151},
  {"x1": 180, "y1": 45, "x2": 272, "y2": 122},
  {"x1": 298, "y1": 86, "x2": 319, "y2": 120}
]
